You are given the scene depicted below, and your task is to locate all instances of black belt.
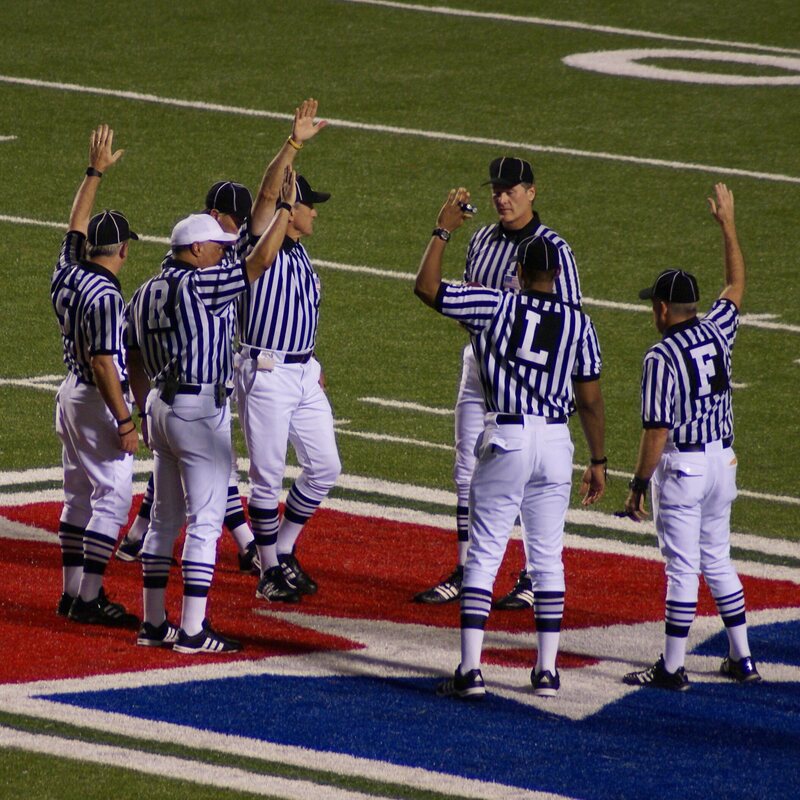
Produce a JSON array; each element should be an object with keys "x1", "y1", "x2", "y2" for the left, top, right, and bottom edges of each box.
[
  {"x1": 238, "y1": 345, "x2": 312, "y2": 364},
  {"x1": 674, "y1": 437, "x2": 733, "y2": 452},
  {"x1": 496, "y1": 413, "x2": 567, "y2": 425},
  {"x1": 157, "y1": 382, "x2": 232, "y2": 408}
]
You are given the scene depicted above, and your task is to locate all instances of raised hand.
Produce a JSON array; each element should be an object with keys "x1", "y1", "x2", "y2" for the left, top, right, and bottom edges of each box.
[
  {"x1": 437, "y1": 187, "x2": 474, "y2": 232},
  {"x1": 707, "y1": 182, "x2": 735, "y2": 228},
  {"x1": 89, "y1": 124, "x2": 124, "y2": 173},
  {"x1": 280, "y1": 166, "x2": 297, "y2": 207},
  {"x1": 292, "y1": 98, "x2": 328, "y2": 144}
]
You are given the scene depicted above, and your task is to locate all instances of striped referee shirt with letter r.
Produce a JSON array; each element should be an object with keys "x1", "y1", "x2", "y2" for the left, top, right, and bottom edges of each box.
[
  {"x1": 126, "y1": 256, "x2": 248, "y2": 385},
  {"x1": 641, "y1": 298, "x2": 738, "y2": 445},
  {"x1": 51, "y1": 230, "x2": 127, "y2": 384},
  {"x1": 436, "y1": 283, "x2": 601, "y2": 417},
  {"x1": 238, "y1": 237, "x2": 320, "y2": 354}
]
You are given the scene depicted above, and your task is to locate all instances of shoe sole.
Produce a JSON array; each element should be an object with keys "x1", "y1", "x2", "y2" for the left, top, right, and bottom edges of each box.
[
  {"x1": 493, "y1": 600, "x2": 534, "y2": 610},
  {"x1": 255, "y1": 589, "x2": 301, "y2": 603},
  {"x1": 136, "y1": 638, "x2": 176, "y2": 648},
  {"x1": 114, "y1": 550, "x2": 140, "y2": 563},
  {"x1": 533, "y1": 687, "x2": 559, "y2": 697},
  {"x1": 413, "y1": 593, "x2": 461, "y2": 604},
  {"x1": 173, "y1": 644, "x2": 242, "y2": 654},
  {"x1": 721, "y1": 670, "x2": 762, "y2": 684}
]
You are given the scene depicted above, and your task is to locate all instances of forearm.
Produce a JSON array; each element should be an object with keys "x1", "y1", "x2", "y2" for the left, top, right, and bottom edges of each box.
[
  {"x1": 719, "y1": 221, "x2": 746, "y2": 308},
  {"x1": 245, "y1": 207, "x2": 291, "y2": 283},
  {"x1": 127, "y1": 350, "x2": 151, "y2": 417},
  {"x1": 632, "y1": 427, "x2": 670, "y2": 480},
  {"x1": 414, "y1": 237, "x2": 447, "y2": 307},
  {"x1": 250, "y1": 141, "x2": 297, "y2": 236},
  {"x1": 91, "y1": 354, "x2": 131, "y2": 423},
  {"x1": 69, "y1": 174, "x2": 101, "y2": 234},
  {"x1": 574, "y1": 381, "x2": 605, "y2": 460}
]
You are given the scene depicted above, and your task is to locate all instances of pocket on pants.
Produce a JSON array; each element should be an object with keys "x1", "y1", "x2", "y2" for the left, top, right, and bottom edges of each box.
[
  {"x1": 234, "y1": 352, "x2": 257, "y2": 395},
  {"x1": 476, "y1": 422, "x2": 524, "y2": 460},
  {"x1": 660, "y1": 457, "x2": 705, "y2": 506}
]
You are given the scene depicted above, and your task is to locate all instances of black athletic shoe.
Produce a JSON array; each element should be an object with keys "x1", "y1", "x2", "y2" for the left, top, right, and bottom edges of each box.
[
  {"x1": 136, "y1": 618, "x2": 180, "y2": 648},
  {"x1": 720, "y1": 655, "x2": 762, "y2": 683},
  {"x1": 57, "y1": 592, "x2": 75, "y2": 617},
  {"x1": 115, "y1": 535, "x2": 143, "y2": 562},
  {"x1": 278, "y1": 553, "x2": 317, "y2": 595},
  {"x1": 623, "y1": 654, "x2": 690, "y2": 691},
  {"x1": 173, "y1": 621, "x2": 242, "y2": 654},
  {"x1": 436, "y1": 666, "x2": 486, "y2": 700},
  {"x1": 68, "y1": 591, "x2": 139, "y2": 629},
  {"x1": 494, "y1": 569, "x2": 534, "y2": 610},
  {"x1": 238, "y1": 541, "x2": 261, "y2": 575},
  {"x1": 256, "y1": 565, "x2": 301, "y2": 603},
  {"x1": 413, "y1": 566, "x2": 463, "y2": 604},
  {"x1": 531, "y1": 669, "x2": 560, "y2": 697}
]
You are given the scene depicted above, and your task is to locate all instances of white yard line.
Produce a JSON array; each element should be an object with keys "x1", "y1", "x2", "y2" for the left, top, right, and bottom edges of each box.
[
  {"x1": 2, "y1": 214, "x2": 800, "y2": 335},
  {"x1": 0, "y1": 727, "x2": 412, "y2": 800},
  {"x1": 339, "y1": 1, "x2": 800, "y2": 56},
  {"x1": 2, "y1": 75, "x2": 800, "y2": 185}
]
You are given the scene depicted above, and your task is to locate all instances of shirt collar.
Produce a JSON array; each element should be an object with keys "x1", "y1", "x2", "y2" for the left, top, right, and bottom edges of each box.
[
  {"x1": 497, "y1": 210, "x2": 542, "y2": 242},
  {"x1": 664, "y1": 316, "x2": 700, "y2": 338},
  {"x1": 282, "y1": 235, "x2": 299, "y2": 252},
  {"x1": 79, "y1": 259, "x2": 121, "y2": 290}
]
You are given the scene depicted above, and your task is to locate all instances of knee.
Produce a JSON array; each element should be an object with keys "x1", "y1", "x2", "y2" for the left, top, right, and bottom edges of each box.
[{"x1": 307, "y1": 453, "x2": 341, "y2": 493}]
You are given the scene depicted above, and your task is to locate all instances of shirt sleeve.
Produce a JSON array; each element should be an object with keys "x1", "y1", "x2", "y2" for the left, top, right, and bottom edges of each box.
[
  {"x1": 641, "y1": 349, "x2": 674, "y2": 429},
  {"x1": 703, "y1": 298, "x2": 739, "y2": 349},
  {"x1": 85, "y1": 287, "x2": 125, "y2": 356},
  {"x1": 435, "y1": 283, "x2": 503, "y2": 334},
  {"x1": 53, "y1": 231, "x2": 84, "y2": 278},
  {"x1": 572, "y1": 317, "x2": 602, "y2": 381},
  {"x1": 124, "y1": 296, "x2": 140, "y2": 351},
  {"x1": 192, "y1": 258, "x2": 249, "y2": 315},
  {"x1": 555, "y1": 241, "x2": 582, "y2": 309}
]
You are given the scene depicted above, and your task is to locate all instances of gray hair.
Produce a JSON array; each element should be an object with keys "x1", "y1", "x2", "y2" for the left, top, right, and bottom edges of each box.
[{"x1": 85, "y1": 241, "x2": 125, "y2": 259}]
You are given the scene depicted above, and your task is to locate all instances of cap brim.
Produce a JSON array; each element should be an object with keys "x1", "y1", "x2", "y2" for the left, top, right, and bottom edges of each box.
[
  {"x1": 309, "y1": 191, "x2": 330, "y2": 204},
  {"x1": 129, "y1": 231, "x2": 139, "y2": 241},
  {"x1": 213, "y1": 232, "x2": 239, "y2": 243},
  {"x1": 638, "y1": 287, "x2": 655, "y2": 300}
]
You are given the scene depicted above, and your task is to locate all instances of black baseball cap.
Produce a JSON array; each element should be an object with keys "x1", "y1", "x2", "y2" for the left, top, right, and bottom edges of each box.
[
  {"x1": 295, "y1": 174, "x2": 330, "y2": 205},
  {"x1": 205, "y1": 181, "x2": 253, "y2": 221},
  {"x1": 639, "y1": 269, "x2": 700, "y2": 303},
  {"x1": 482, "y1": 157, "x2": 535, "y2": 187},
  {"x1": 517, "y1": 235, "x2": 559, "y2": 273},
  {"x1": 87, "y1": 210, "x2": 139, "y2": 246}
]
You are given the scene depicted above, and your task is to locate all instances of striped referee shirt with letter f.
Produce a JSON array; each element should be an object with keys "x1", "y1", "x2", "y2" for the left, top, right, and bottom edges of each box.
[
  {"x1": 435, "y1": 283, "x2": 601, "y2": 415},
  {"x1": 641, "y1": 298, "x2": 738, "y2": 445}
]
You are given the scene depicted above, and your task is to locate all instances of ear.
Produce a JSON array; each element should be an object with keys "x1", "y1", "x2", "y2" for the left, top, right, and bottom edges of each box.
[
  {"x1": 190, "y1": 241, "x2": 202, "y2": 257},
  {"x1": 119, "y1": 241, "x2": 129, "y2": 260},
  {"x1": 527, "y1": 184, "x2": 537, "y2": 204},
  {"x1": 209, "y1": 209, "x2": 221, "y2": 221}
]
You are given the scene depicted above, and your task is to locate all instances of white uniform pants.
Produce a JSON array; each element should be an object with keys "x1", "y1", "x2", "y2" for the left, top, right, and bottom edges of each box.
[
  {"x1": 55, "y1": 373, "x2": 133, "y2": 536},
  {"x1": 464, "y1": 414, "x2": 573, "y2": 593},
  {"x1": 652, "y1": 441, "x2": 741, "y2": 601},
  {"x1": 144, "y1": 388, "x2": 232, "y2": 564},
  {"x1": 234, "y1": 353, "x2": 340, "y2": 509},
  {"x1": 454, "y1": 345, "x2": 485, "y2": 504}
]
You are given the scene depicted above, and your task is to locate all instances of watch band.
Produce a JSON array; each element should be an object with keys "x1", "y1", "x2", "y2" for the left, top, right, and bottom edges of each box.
[{"x1": 432, "y1": 227, "x2": 451, "y2": 242}]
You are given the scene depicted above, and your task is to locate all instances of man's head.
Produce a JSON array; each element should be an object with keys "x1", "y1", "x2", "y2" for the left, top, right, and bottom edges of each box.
[
  {"x1": 484, "y1": 157, "x2": 536, "y2": 231},
  {"x1": 170, "y1": 214, "x2": 238, "y2": 268},
  {"x1": 639, "y1": 269, "x2": 700, "y2": 332},
  {"x1": 288, "y1": 174, "x2": 330, "y2": 240},
  {"x1": 86, "y1": 209, "x2": 138, "y2": 263},
  {"x1": 205, "y1": 181, "x2": 253, "y2": 234},
  {"x1": 515, "y1": 234, "x2": 560, "y2": 291}
]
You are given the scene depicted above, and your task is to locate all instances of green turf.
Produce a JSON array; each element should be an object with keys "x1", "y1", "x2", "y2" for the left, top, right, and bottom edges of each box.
[{"x1": 0, "y1": 2, "x2": 798, "y2": 797}]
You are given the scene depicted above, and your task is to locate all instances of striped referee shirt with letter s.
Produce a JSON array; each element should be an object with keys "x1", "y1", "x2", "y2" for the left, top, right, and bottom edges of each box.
[
  {"x1": 435, "y1": 283, "x2": 602, "y2": 417},
  {"x1": 641, "y1": 298, "x2": 738, "y2": 445}
]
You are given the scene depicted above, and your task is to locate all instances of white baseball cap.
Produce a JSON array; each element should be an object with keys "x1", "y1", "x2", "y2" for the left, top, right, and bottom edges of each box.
[{"x1": 170, "y1": 214, "x2": 239, "y2": 247}]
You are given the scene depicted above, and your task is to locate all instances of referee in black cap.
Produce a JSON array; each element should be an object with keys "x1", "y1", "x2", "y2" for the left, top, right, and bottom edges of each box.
[{"x1": 622, "y1": 183, "x2": 761, "y2": 691}]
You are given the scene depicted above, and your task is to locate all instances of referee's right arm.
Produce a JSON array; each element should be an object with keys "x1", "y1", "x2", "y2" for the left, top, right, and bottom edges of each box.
[{"x1": 708, "y1": 183, "x2": 745, "y2": 309}]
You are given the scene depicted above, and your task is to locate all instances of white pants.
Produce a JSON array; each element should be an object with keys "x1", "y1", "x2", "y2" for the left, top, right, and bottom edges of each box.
[
  {"x1": 652, "y1": 441, "x2": 741, "y2": 600},
  {"x1": 234, "y1": 353, "x2": 341, "y2": 508},
  {"x1": 454, "y1": 345, "x2": 485, "y2": 502},
  {"x1": 55, "y1": 373, "x2": 133, "y2": 536},
  {"x1": 144, "y1": 388, "x2": 232, "y2": 564},
  {"x1": 464, "y1": 414, "x2": 573, "y2": 593}
]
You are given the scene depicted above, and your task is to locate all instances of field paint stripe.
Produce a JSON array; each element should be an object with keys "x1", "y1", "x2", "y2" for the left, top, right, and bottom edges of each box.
[
  {"x1": 360, "y1": 396, "x2": 453, "y2": 415},
  {"x1": 0, "y1": 727, "x2": 385, "y2": 800},
  {"x1": 3, "y1": 213, "x2": 800, "y2": 334},
  {"x1": 2, "y1": 463, "x2": 798, "y2": 561},
  {"x1": 340, "y1": 0, "x2": 800, "y2": 57},
  {"x1": 0, "y1": 136, "x2": 16, "y2": 142},
  {"x1": 2, "y1": 76, "x2": 800, "y2": 185}
]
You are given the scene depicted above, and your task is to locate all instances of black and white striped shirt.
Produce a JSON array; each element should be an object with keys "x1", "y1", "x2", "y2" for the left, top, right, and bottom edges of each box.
[
  {"x1": 51, "y1": 231, "x2": 127, "y2": 385},
  {"x1": 126, "y1": 256, "x2": 248, "y2": 385},
  {"x1": 237, "y1": 237, "x2": 319, "y2": 353},
  {"x1": 641, "y1": 299, "x2": 738, "y2": 444},
  {"x1": 436, "y1": 284, "x2": 601, "y2": 416},
  {"x1": 464, "y1": 214, "x2": 582, "y2": 307}
]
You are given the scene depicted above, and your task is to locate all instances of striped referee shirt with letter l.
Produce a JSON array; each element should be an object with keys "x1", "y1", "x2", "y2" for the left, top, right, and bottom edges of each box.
[
  {"x1": 51, "y1": 230, "x2": 127, "y2": 384},
  {"x1": 237, "y1": 236, "x2": 319, "y2": 354},
  {"x1": 464, "y1": 212, "x2": 582, "y2": 307},
  {"x1": 126, "y1": 255, "x2": 248, "y2": 385},
  {"x1": 435, "y1": 283, "x2": 601, "y2": 415},
  {"x1": 641, "y1": 298, "x2": 738, "y2": 445}
]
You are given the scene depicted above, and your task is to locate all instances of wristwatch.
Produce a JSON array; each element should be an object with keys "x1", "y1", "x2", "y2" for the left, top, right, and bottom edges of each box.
[{"x1": 432, "y1": 227, "x2": 451, "y2": 242}]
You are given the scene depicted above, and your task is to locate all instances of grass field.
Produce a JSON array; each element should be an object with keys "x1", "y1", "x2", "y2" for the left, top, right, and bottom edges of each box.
[{"x1": 1, "y1": 2, "x2": 799, "y2": 798}]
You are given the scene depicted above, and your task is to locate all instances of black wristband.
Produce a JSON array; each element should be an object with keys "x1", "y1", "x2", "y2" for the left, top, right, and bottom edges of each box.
[
  {"x1": 590, "y1": 456, "x2": 608, "y2": 465},
  {"x1": 116, "y1": 415, "x2": 133, "y2": 427},
  {"x1": 118, "y1": 424, "x2": 136, "y2": 436},
  {"x1": 432, "y1": 227, "x2": 451, "y2": 242},
  {"x1": 86, "y1": 166, "x2": 103, "y2": 178},
  {"x1": 629, "y1": 475, "x2": 650, "y2": 493},
  {"x1": 276, "y1": 201, "x2": 292, "y2": 213}
]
